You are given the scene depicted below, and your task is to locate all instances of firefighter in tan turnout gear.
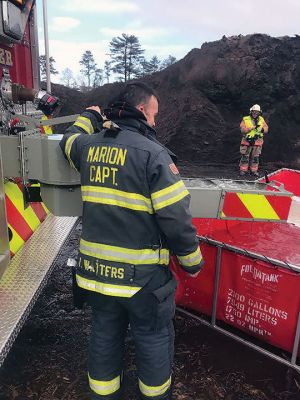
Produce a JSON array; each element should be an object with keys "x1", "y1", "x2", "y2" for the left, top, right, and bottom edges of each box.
[
  {"x1": 60, "y1": 82, "x2": 204, "y2": 400},
  {"x1": 239, "y1": 104, "x2": 269, "y2": 176}
]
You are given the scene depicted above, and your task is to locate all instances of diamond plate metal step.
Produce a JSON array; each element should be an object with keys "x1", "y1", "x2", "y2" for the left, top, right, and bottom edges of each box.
[{"x1": 0, "y1": 214, "x2": 77, "y2": 367}]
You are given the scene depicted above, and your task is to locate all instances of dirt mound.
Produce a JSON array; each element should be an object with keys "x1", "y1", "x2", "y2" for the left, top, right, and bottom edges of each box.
[{"x1": 53, "y1": 34, "x2": 300, "y2": 167}]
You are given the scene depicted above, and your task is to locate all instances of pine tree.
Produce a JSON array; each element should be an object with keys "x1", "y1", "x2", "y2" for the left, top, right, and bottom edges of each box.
[
  {"x1": 93, "y1": 68, "x2": 103, "y2": 88},
  {"x1": 143, "y1": 55, "x2": 161, "y2": 75},
  {"x1": 160, "y1": 55, "x2": 177, "y2": 70},
  {"x1": 79, "y1": 50, "x2": 97, "y2": 88},
  {"x1": 104, "y1": 60, "x2": 112, "y2": 83},
  {"x1": 109, "y1": 33, "x2": 144, "y2": 82},
  {"x1": 39, "y1": 55, "x2": 59, "y2": 80}
]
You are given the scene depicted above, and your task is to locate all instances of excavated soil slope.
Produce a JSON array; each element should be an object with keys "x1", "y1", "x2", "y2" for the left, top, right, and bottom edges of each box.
[{"x1": 53, "y1": 34, "x2": 300, "y2": 168}]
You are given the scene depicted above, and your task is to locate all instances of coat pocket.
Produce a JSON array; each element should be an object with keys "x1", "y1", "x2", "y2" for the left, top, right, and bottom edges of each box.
[{"x1": 152, "y1": 275, "x2": 177, "y2": 331}]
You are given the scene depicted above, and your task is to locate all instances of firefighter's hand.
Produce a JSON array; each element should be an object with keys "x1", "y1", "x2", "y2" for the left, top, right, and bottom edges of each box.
[{"x1": 86, "y1": 106, "x2": 101, "y2": 114}]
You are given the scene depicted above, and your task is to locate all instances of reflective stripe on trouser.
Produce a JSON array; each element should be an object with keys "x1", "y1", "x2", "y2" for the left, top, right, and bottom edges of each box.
[
  {"x1": 89, "y1": 374, "x2": 121, "y2": 397},
  {"x1": 139, "y1": 377, "x2": 172, "y2": 398},
  {"x1": 249, "y1": 146, "x2": 262, "y2": 172},
  {"x1": 239, "y1": 145, "x2": 251, "y2": 171},
  {"x1": 134, "y1": 323, "x2": 174, "y2": 400},
  {"x1": 88, "y1": 299, "x2": 128, "y2": 400},
  {"x1": 88, "y1": 269, "x2": 175, "y2": 400},
  {"x1": 240, "y1": 144, "x2": 262, "y2": 172}
]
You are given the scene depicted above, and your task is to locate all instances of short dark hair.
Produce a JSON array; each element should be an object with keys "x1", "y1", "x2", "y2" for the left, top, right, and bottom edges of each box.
[{"x1": 116, "y1": 82, "x2": 159, "y2": 107}]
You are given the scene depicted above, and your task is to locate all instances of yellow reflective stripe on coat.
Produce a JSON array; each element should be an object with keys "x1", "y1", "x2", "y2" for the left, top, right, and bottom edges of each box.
[
  {"x1": 81, "y1": 185, "x2": 154, "y2": 213},
  {"x1": 139, "y1": 377, "x2": 171, "y2": 397},
  {"x1": 77, "y1": 275, "x2": 141, "y2": 297},
  {"x1": 65, "y1": 133, "x2": 80, "y2": 169},
  {"x1": 80, "y1": 238, "x2": 169, "y2": 265},
  {"x1": 74, "y1": 116, "x2": 94, "y2": 134},
  {"x1": 177, "y1": 246, "x2": 203, "y2": 267},
  {"x1": 88, "y1": 373, "x2": 120, "y2": 395},
  {"x1": 151, "y1": 180, "x2": 189, "y2": 211}
]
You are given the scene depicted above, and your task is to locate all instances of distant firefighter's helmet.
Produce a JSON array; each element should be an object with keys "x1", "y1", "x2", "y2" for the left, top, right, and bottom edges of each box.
[{"x1": 250, "y1": 104, "x2": 261, "y2": 114}]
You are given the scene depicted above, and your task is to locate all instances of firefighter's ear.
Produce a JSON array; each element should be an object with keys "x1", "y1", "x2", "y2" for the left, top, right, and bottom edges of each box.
[{"x1": 136, "y1": 104, "x2": 144, "y2": 113}]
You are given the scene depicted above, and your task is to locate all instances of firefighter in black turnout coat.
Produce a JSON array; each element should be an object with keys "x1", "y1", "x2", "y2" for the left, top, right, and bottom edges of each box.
[{"x1": 60, "y1": 82, "x2": 204, "y2": 400}]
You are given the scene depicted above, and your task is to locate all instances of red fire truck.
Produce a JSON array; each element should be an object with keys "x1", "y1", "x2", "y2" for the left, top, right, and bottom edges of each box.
[{"x1": 0, "y1": 0, "x2": 77, "y2": 366}]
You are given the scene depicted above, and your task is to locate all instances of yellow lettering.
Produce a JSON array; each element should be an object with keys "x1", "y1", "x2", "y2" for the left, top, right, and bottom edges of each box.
[
  {"x1": 117, "y1": 268, "x2": 125, "y2": 279},
  {"x1": 109, "y1": 147, "x2": 118, "y2": 164},
  {"x1": 117, "y1": 149, "x2": 127, "y2": 166},
  {"x1": 0, "y1": 49, "x2": 5, "y2": 64},
  {"x1": 102, "y1": 166, "x2": 110, "y2": 182},
  {"x1": 90, "y1": 165, "x2": 95, "y2": 182},
  {"x1": 5, "y1": 50, "x2": 12, "y2": 66},
  {"x1": 106, "y1": 147, "x2": 112, "y2": 163},
  {"x1": 84, "y1": 259, "x2": 94, "y2": 272},
  {"x1": 111, "y1": 167, "x2": 118, "y2": 186},
  {"x1": 99, "y1": 146, "x2": 108, "y2": 162},
  {"x1": 95, "y1": 166, "x2": 102, "y2": 182},
  {"x1": 87, "y1": 146, "x2": 95, "y2": 162},
  {"x1": 111, "y1": 267, "x2": 118, "y2": 278},
  {"x1": 93, "y1": 146, "x2": 100, "y2": 162},
  {"x1": 95, "y1": 260, "x2": 99, "y2": 275},
  {"x1": 105, "y1": 266, "x2": 111, "y2": 277},
  {"x1": 100, "y1": 264, "x2": 106, "y2": 275}
]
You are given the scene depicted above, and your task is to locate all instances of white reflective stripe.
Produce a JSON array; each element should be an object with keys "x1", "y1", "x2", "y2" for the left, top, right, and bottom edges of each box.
[
  {"x1": 81, "y1": 186, "x2": 154, "y2": 213},
  {"x1": 74, "y1": 116, "x2": 93, "y2": 134},
  {"x1": 65, "y1": 134, "x2": 80, "y2": 169},
  {"x1": 88, "y1": 373, "x2": 120, "y2": 395},
  {"x1": 151, "y1": 180, "x2": 189, "y2": 211},
  {"x1": 177, "y1": 247, "x2": 203, "y2": 267},
  {"x1": 139, "y1": 376, "x2": 171, "y2": 397},
  {"x1": 80, "y1": 239, "x2": 169, "y2": 265},
  {"x1": 77, "y1": 275, "x2": 141, "y2": 298}
]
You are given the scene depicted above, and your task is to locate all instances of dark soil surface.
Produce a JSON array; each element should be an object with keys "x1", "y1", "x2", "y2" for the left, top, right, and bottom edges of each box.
[
  {"x1": 0, "y1": 166, "x2": 300, "y2": 400},
  {"x1": 53, "y1": 34, "x2": 300, "y2": 169}
]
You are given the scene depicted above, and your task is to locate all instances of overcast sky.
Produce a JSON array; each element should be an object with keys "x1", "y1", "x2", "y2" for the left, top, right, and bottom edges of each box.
[{"x1": 36, "y1": 0, "x2": 300, "y2": 83}]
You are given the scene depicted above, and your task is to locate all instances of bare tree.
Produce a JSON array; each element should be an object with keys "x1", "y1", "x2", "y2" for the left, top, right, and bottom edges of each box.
[{"x1": 60, "y1": 68, "x2": 74, "y2": 87}]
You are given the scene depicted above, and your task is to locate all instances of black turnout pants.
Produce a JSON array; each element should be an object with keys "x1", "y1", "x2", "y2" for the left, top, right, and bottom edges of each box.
[{"x1": 87, "y1": 267, "x2": 177, "y2": 400}]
